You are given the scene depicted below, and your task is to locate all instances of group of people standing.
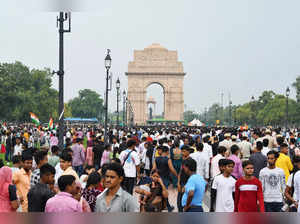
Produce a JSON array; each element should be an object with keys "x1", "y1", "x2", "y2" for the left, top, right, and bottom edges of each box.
[{"x1": 0, "y1": 124, "x2": 300, "y2": 213}]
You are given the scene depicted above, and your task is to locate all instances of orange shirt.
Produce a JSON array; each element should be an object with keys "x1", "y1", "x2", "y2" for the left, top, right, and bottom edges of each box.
[{"x1": 13, "y1": 168, "x2": 31, "y2": 212}]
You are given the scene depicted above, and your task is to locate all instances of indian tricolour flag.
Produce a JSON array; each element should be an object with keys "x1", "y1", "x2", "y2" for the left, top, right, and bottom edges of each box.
[
  {"x1": 30, "y1": 112, "x2": 40, "y2": 126},
  {"x1": 48, "y1": 118, "x2": 54, "y2": 130}
]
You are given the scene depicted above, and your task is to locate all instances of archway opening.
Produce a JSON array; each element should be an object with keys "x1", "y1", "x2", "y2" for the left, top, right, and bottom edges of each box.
[{"x1": 146, "y1": 83, "x2": 165, "y2": 120}]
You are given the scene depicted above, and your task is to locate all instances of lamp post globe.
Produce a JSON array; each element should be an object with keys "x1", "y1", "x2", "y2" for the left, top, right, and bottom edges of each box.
[
  {"x1": 286, "y1": 87, "x2": 290, "y2": 97},
  {"x1": 105, "y1": 51, "x2": 112, "y2": 70}
]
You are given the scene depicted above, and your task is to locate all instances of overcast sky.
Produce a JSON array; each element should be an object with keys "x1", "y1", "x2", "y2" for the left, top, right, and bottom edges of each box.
[{"x1": 1, "y1": 0, "x2": 299, "y2": 115}]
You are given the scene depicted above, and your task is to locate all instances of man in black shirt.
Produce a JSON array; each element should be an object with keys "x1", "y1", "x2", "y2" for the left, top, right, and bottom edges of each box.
[
  {"x1": 93, "y1": 137, "x2": 104, "y2": 171},
  {"x1": 5, "y1": 131, "x2": 13, "y2": 162},
  {"x1": 27, "y1": 163, "x2": 56, "y2": 212},
  {"x1": 177, "y1": 145, "x2": 193, "y2": 212}
]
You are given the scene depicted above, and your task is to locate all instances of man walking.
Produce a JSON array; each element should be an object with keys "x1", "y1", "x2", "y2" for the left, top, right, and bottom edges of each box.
[
  {"x1": 119, "y1": 139, "x2": 140, "y2": 195},
  {"x1": 181, "y1": 158, "x2": 206, "y2": 212},
  {"x1": 28, "y1": 163, "x2": 56, "y2": 212},
  {"x1": 45, "y1": 175, "x2": 82, "y2": 212},
  {"x1": 276, "y1": 143, "x2": 293, "y2": 183},
  {"x1": 95, "y1": 163, "x2": 139, "y2": 212},
  {"x1": 71, "y1": 138, "x2": 85, "y2": 177},
  {"x1": 30, "y1": 151, "x2": 48, "y2": 188},
  {"x1": 259, "y1": 150, "x2": 285, "y2": 212},
  {"x1": 249, "y1": 141, "x2": 267, "y2": 178}
]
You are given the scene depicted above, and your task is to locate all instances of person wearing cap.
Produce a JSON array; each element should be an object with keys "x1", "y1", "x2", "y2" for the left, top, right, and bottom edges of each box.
[
  {"x1": 231, "y1": 135, "x2": 239, "y2": 144},
  {"x1": 238, "y1": 134, "x2": 252, "y2": 161},
  {"x1": 219, "y1": 133, "x2": 233, "y2": 157},
  {"x1": 263, "y1": 129, "x2": 276, "y2": 150}
]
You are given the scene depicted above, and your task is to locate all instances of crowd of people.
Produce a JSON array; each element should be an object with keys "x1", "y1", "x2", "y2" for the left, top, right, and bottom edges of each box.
[{"x1": 0, "y1": 124, "x2": 300, "y2": 213}]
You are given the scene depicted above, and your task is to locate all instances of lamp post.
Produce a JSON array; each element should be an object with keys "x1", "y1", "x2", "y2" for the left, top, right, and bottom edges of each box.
[
  {"x1": 123, "y1": 90, "x2": 126, "y2": 127},
  {"x1": 104, "y1": 49, "x2": 112, "y2": 144},
  {"x1": 251, "y1": 96, "x2": 255, "y2": 127},
  {"x1": 116, "y1": 78, "x2": 120, "y2": 127},
  {"x1": 54, "y1": 12, "x2": 71, "y2": 150},
  {"x1": 286, "y1": 87, "x2": 290, "y2": 129},
  {"x1": 229, "y1": 100, "x2": 232, "y2": 127},
  {"x1": 204, "y1": 107, "x2": 207, "y2": 125}
]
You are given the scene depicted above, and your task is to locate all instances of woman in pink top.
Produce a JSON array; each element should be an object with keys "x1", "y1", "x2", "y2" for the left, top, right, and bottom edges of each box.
[
  {"x1": 86, "y1": 136, "x2": 95, "y2": 166},
  {"x1": 0, "y1": 166, "x2": 19, "y2": 212},
  {"x1": 101, "y1": 144, "x2": 112, "y2": 167}
]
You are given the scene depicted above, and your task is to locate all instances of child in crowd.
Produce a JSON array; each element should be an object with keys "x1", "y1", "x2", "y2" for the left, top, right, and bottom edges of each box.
[
  {"x1": 211, "y1": 159, "x2": 236, "y2": 212},
  {"x1": 234, "y1": 160, "x2": 264, "y2": 212},
  {"x1": 80, "y1": 165, "x2": 96, "y2": 189}
]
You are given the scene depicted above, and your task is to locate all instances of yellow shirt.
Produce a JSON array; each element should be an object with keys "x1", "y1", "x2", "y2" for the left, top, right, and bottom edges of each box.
[
  {"x1": 275, "y1": 153, "x2": 293, "y2": 183},
  {"x1": 23, "y1": 132, "x2": 29, "y2": 142},
  {"x1": 13, "y1": 168, "x2": 31, "y2": 212},
  {"x1": 62, "y1": 166, "x2": 80, "y2": 182}
]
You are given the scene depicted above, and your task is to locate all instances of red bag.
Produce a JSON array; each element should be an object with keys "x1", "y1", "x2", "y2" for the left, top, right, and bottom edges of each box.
[{"x1": 1, "y1": 144, "x2": 6, "y2": 153}]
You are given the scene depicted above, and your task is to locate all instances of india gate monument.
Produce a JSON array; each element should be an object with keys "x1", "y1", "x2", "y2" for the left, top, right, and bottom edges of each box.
[{"x1": 126, "y1": 43, "x2": 185, "y2": 125}]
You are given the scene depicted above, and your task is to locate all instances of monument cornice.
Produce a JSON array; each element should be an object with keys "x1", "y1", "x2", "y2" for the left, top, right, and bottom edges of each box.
[{"x1": 125, "y1": 72, "x2": 186, "y2": 76}]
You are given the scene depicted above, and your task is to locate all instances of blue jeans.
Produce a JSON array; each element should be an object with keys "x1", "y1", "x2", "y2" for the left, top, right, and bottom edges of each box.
[
  {"x1": 74, "y1": 165, "x2": 84, "y2": 177},
  {"x1": 177, "y1": 191, "x2": 184, "y2": 212},
  {"x1": 185, "y1": 206, "x2": 203, "y2": 212},
  {"x1": 5, "y1": 147, "x2": 12, "y2": 161},
  {"x1": 162, "y1": 177, "x2": 169, "y2": 189},
  {"x1": 162, "y1": 177, "x2": 173, "y2": 212},
  {"x1": 264, "y1": 202, "x2": 283, "y2": 212}
]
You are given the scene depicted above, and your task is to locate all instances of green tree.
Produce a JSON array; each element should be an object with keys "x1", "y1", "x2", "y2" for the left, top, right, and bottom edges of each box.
[
  {"x1": 292, "y1": 76, "x2": 300, "y2": 103},
  {"x1": 0, "y1": 61, "x2": 58, "y2": 122},
  {"x1": 68, "y1": 89, "x2": 104, "y2": 119},
  {"x1": 184, "y1": 110, "x2": 199, "y2": 122}
]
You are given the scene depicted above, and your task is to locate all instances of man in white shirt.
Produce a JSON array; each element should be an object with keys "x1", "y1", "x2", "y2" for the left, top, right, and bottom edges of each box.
[
  {"x1": 261, "y1": 139, "x2": 271, "y2": 157},
  {"x1": 203, "y1": 134, "x2": 213, "y2": 160},
  {"x1": 211, "y1": 146, "x2": 227, "y2": 179},
  {"x1": 211, "y1": 159, "x2": 236, "y2": 212},
  {"x1": 238, "y1": 135, "x2": 252, "y2": 161},
  {"x1": 219, "y1": 133, "x2": 232, "y2": 157},
  {"x1": 14, "y1": 137, "x2": 23, "y2": 156},
  {"x1": 259, "y1": 150, "x2": 286, "y2": 212},
  {"x1": 119, "y1": 139, "x2": 140, "y2": 195},
  {"x1": 190, "y1": 143, "x2": 209, "y2": 181}
]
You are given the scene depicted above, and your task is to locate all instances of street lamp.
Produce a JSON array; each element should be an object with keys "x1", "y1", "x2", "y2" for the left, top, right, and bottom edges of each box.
[
  {"x1": 286, "y1": 87, "x2": 290, "y2": 129},
  {"x1": 229, "y1": 100, "x2": 232, "y2": 127},
  {"x1": 116, "y1": 78, "x2": 120, "y2": 127},
  {"x1": 54, "y1": 12, "x2": 71, "y2": 150},
  {"x1": 123, "y1": 90, "x2": 126, "y2": 127},
  {"x1": 104, "y1": 49, "x2": 112, "y2": 144},
  {"x1": 251, "y1": 96, "x2": 256, "y2": 127}
]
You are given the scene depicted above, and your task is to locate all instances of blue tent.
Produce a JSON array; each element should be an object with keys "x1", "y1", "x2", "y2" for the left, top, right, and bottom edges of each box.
[{"x1": 64, "y1": 117, "x2": 98, "y2": 123}]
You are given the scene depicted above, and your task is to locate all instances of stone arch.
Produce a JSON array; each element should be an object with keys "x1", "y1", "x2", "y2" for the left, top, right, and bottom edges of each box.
[
  {"x1": 126, "y1": 44, "x2": 185, "y2": 125},
  {"x1": 145, "y1": 82, "x2": 165, "y2": 119}
]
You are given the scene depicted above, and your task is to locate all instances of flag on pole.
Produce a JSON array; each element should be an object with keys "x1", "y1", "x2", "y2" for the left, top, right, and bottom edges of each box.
[
  {"x1": 30, "y1": 112, "x2": 40, "y2": 126},
  {"x1": 48, "y1": 118, "x2": 54, "y2": 130}
]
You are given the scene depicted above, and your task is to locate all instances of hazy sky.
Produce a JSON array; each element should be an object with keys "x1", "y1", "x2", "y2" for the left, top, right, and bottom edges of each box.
[{"x1": 1, "y1": 0, "x2": 299, "y2": 115}]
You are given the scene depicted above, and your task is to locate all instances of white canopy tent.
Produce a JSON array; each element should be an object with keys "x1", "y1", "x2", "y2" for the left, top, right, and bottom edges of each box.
[{"x1": 188, "y1": 119, "x2": 204, "y2": 127}]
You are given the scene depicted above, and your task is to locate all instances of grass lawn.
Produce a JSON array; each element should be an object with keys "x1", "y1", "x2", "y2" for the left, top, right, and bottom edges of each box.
[
  {"x1": 0, "y1": 153, "x2": 12, "y2": 167},
  {"x1": 0, "y1": 136, "x2": 88, "y2": 168}
]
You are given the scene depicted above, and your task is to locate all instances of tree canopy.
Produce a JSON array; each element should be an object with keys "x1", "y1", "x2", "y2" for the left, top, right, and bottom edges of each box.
[
  {"x1": 68, "y1": 89, "x2": 104, "y2": 120},
  {"x1": 199, "y1": 87, "x2": 300, "y2": 127},
  {"x1": 0, "y1": 61, "x2": 58, "y2": 122}
]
